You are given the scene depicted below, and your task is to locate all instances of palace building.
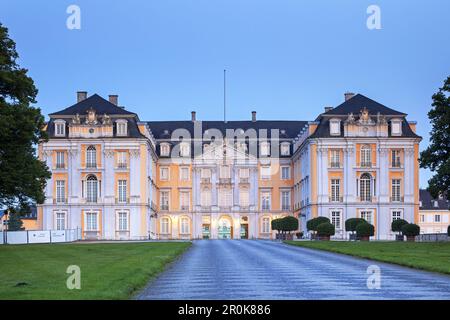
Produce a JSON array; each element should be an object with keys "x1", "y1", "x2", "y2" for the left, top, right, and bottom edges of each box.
[{"x1": 37, "y1": 91, "x2": 421, "y2": 240}]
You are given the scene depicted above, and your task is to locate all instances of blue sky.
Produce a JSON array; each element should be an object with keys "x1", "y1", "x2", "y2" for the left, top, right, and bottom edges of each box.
[{"x1": 1, "y1": 0, "x2": 449, "y2": 187}]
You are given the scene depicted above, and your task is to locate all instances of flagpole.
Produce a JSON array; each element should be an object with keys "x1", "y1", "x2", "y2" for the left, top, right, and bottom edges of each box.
[{"x1": 223, "y1": 69, "x2": 226, "y2": 123}]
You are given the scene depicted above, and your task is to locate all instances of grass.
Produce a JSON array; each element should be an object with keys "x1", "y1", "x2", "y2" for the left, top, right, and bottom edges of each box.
[
  {"x1": 284, "y1": 240, "x2": 450, "y2": 275},
  {"x1": 0, "y1": 242, "x2": 191, "y2": 300}
]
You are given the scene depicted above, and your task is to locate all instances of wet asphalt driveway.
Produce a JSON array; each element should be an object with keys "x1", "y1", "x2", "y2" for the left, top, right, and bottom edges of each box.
[{"x1": 137, "y1": 240, "x2": 450, "y2": 300}]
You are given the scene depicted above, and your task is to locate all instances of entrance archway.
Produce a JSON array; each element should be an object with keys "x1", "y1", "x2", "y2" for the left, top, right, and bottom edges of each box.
[{"x1": 218, "y1": 215, "x2": 233, "y2": 239}]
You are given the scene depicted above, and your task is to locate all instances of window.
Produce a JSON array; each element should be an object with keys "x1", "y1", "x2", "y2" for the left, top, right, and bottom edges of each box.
[
  {"x1": 118, "y1": 180, "x2": 127, "y2": 203},
  {"x1": 331, "y1": 211, "x2": 342, "y2": 230},
  {"x1": 180, "y1": 142, "x2": 190, "y2": 157},
  {"x1": 359, "y1": 173, "x2": 372, "y2": 202},
  {"x1": 330, "y1": 119, "x2": 341, "y2": 136},
  {"x1": 239, "y1": 188, "x2": 249, "y2": 207},
  {"x1": 260, "y1": 141, "x2": 270, "y2": 156},
  {"x1": 116, "y1": 120, "x2": 127, "y2": 136},
  {"x1": 392, "y1": 210, "x2": 402, "y2": 222},
  {"x1": 260, "y1": 166, "x2": 271, "y2": 180},
  {"x1": 160, "y1": 217, "x2": 170, "y2": 234},
  {"x1": 117, "y1": 211, "x2": 128, "y2": 231},
  {"x1": 160, "y1": 167, "x2": 169, "y2": 180},
  {"x1": 360, "y1": 145, "x2": 372, "y2": 167},
  {"x1": 391, "y1": 150, "x2": 401, "y2": 168},
  {"x1": 435, "y1": 214, "x2": 441, "y2": 223},
  {"x1": 330, "y1": 150, "x2": 340, "y2": 168},
  {"x1": 281, "y1": 191, "x2": 290, "y2": 210},
  {"x1": 56, "y1": 180, "x2": 66, "y2": 203},
  {"x1": 391, "y1": 120, "x2": 402, "y2": 136},
  {"x1": 261, "y1": 191, "x2": 271, "y2": 210},
  {"x1": 360, "y1": 211, "x2": 373, "y2": 224},
  {"x1": 239, "y1": 168, "x2": 249, "y2": 179},
  {"x1": 180, "y1": 217, "x2": 190, "y2": 234},
  {"x1": 160, "y1": 143, "x2": 170, "y2": 157},
  {"x1": 391, "y1": 179, "x2": 401, "y2": 202},
  {"x1": 201, "y1": 169, "x2": 211, "y2": 179},
  {"x1": 420, "y1": 215, "x2": 425, "y2": 223},
  {"x1": 86, "y1": 146, "x2": 97, "y2": 168},
  {"x1": 180, "y1": 191, "x2": 190, "y2": 210},
  {"x1": 160, "y1": 191, "x2": 169, "y2": 210},
  {"x1": 218, "y1": 188, "x2": 232, "y2": 207},
  {"x1": 55, "y1": 211, "x2": 66, "y2": 230},
  {"x1": 220, "y1": 166, "x2": 231, "y2": 179},
  {"x1": 281, "y1": 166, "x2": 290, "y2": 180},
  {"x1": 85, "y1": 211, "x2": 98, "y2": 231},
  {"x1": 280, "y1": 143, "x2": 290, "y2": 156},
  {"x1": 433, "y1": 200, "x2": 439, "y2": 208},
  {"x1": 236, "y1": 142, "x2": 248, "y2": 154},
  {"x1": 180, "y1": 167, "x2": 190, "y2": 181},
  {"x1": 55, "y1": 120, "x2": 65, "y2": 137},
  {"x1": 201, "y1": 189, "x2": 211, "y2": 207},
  {"x1": 262, "y1": 217, "x2": 270, "y2": 233},
  {"x1": 86, "y1": 175, "x2": 98, "y2": 203},
  {"x1": 117, "y1": 151, "x2": 127, "y2": 168},
  {"x1": 56, "y1": 151, "x2": 65, "y2": 169},
  {"x1": 330, "y1": 179, "x2": 341, "y2": 202}
]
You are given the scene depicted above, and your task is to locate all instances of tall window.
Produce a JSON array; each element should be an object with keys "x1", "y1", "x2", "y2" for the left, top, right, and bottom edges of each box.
[
  {"x1": 240, "y1": 188, "x2": 249, "y2": 207},
  {"x1": 85, "y1": 211, "x2": 98, "y2": 231},
  {"x1": 359, "y1": 173, "x2": 372, "y2": 202},
  {"x1": 391, "y1": 150, "x2": 401, "y2": 168},
  {"x1": 117, "y1": 151, "x2": 127, "y2": 168},
  {"x1": 281, "y1": 191, "x2": 290, "y2": 210},
  {"x1": 330, "y1": 150, "x2": 340, "y2": 168},
  {"x1": 220, "y1": 166, "x2": 231, "y2": 179},
  {"x1": 360, "y1": 145, "x2": 372, "y2": 167},
  {"x1": 160, "y1": 143, "x2": 170, "y2": 157},
  {"x1": 434, "y1": 214, "x2": 441, "y2": 223},
  {"x1": 55, "y1": 121, "x2": 65, "y2": 136},
  {"x1": 360, "y1": 211, "x2": 373, "y2": 224},
  {"x1": 55, "y1": 211, "x2": 66, "y2": 230},
  {"x1": 117, "y1": 211, "x2": 128, "y2": 231},
  {"x1": 331, "y1": 211, "x2": 342, "y2": 230},
  {"x1": 86, "y1": 175, "x2": 98, "y2": 203},
  {"x1": 262, "y1": 217, "x2": 270, "y2": 233},
  {"x1": 118, "y1": 180, "x2": 127, "y2": 203},
  {"x1": 281, "y1": 166, "x2": 290, "y2": 180},
  {"x1": 180, "y1": 167, "x2": 189, "y2": 181},
  {"x1": 161, "y1": 217, "x2": 170, "y2": 234},
  {"x1": 392, "y1": 210, "x2": 402, "y2": 223},
  {"x1": 180, "y1": 217, "x2": 190, "y2": 234},
  {"x1": 260, "y1": 141, "x2": 270, "y2": 156},
  {"x1": 86, "y1": 146, "x2": 97, "y2": 168},
  {"x1": 218, "y1": 188, "x2": 232, "y2": 207},
  {"x1": 56, "y1": 180, "x2": 65, "y2": 203},
  {"x1": 261, "y1": 191, "x2": 271, "y2": 210},
  {"x1": 56, "y1": 151, "x2": 65, "y2": 169},
  {"x1": 391, "y1": 179, "x2": 401, "y2": 202},
  {"x1": 116, "y1": 121, "x2": 127, "y2": 136},
  {"x1": 280, "y1": 143, "x2": 290, "y2": 156},
  {"x1": 201, "y1": 188, "x2": 211, "y2": 207},
  {"x1": 160, "y1": 191, "x2": 169, "y2": 210},
  {"x1": 180, "y1": 191, "x2": 190, "y2": 210},
  {"x1": 160, "y1": 167, "x2": 169, "y2": 180},
  {"x1": 260, "y1": 166, "x2": 271, "y2": 180},
  {"x1": 331, "y1": 179, "x2": 341, "y2": 202},
  {"x1": 180, "y1": 143, "x2": 190, "y2": 157}
]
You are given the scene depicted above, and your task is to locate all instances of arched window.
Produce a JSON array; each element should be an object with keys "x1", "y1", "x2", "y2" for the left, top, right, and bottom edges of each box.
[
  {"x1": 86, "y1": 146, "x2": 97, "y2": 168},
  {"x1": 360, "y1": 145, "x2": 371, "y2": 167},
  {"x1": 160, "y1": 217, "x2": 171, "y2": 234},
  {"x1": 360, "y1": 173, "x2": 372, "y2": 202},
  {"x1": 180, "y1": 217, "x2": 190, "y2": 235},
  {"x1": 86, "y1": 175, "x2": 98, "y2": 203}
]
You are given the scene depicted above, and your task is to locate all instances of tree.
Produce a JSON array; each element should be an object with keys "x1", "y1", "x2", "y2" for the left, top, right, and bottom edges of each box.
[
  {"x1": 0, "y1": 23, "x2": 51, "y2": 210},
  {"x1": 391, "y1": 219, "x2": 408, "y2": 235},
  {"x1": 401, "y1": 223, "x2": 420, "y2": 240},
  {"x1": 356, "y1": 222, "x2": 375, "y2": 239},
  {"x1": 316, "y1": 222, "x2": 335, "y2": 238},
  {"x1": 6, "y1": 208, "x2": 24, "y2": 231},
  {"x1": 419, "y1": 76, "x2": 450, "y2": 198},
  {"x1": 345, "y1": 218, "x2": 366, "y2": 235},
  {"x1": 279, "y1": 216, "x2": 299, "y2": 234}
]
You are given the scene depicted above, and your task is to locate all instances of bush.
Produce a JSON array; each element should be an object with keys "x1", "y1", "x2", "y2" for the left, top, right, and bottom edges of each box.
[
  {"x1": 345, "y1": 218, "x2": 366, "y2": 233},
  {"x1": 356, "y1": 222, "x2": 375, "y2": 238},
  {"x1": 280, "y1": 216, "x2": 299, "y2": 233},
  {"x1": 271, "y1": 218, "x2": 281, "y2": 233},
  {"x1": 307, "y1": 217, "x2": 330, "y2": 232},
  {"x1": 391, "y1": 219, "x2": 408, "y2": 234},
  {"x1": 296, "y1": 232, "x2": 304, "y2": 239},
  {"x1": 316, "y1": 222, "x2": 335, "y2": 237},
  {"x1": 402, "y1": 223, "x2": 420, "y2": 237}
]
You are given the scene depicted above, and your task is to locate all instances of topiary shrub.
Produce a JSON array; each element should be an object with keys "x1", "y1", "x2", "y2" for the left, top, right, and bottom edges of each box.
[
  {"x1": 271, "y1": 218, "x2": 281, "y2": 233},
  {"x1": 316, "y1": 222, "x2": 335, "y2": 239},
  {"x1": 345, "y1": 218, "x2": 366, "y2": 233},
  {"x1": 402, "y1": 223, "x2": 420, "y2": 241},
  {"x1": 356, "y1": 222, "x2": 375, "y2": 240},
  {"x1": 391, "y1": 219, "x2": 408, "y2": 234},
  {"x1": 280, "y1": 216, "x2": 299, "y2": 234},
  {"x1": 307, "y1": 217, "x2": 330, "y2": 232}
]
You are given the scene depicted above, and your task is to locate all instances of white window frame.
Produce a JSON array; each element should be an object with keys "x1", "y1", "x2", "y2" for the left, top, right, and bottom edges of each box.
[
  {"x1": 85, "y1": 211, "x2": 99, "y2": 231},
  {"x1": 86, "y1": 175, "x2": 98, "y2": 202},
  {"x1": 160, "y1": 167, "x2": 169, "y2": 181},
  {"x1": 54, "y1": 120, "x2": 66, "y2": 137},
  {"x1": 201, "y1": 188, "x2": 211, "y2": 207},
  {"x1": 160, "y1": 143, "x2": 170, "y2": 157},
  {"x1": 435, "y1": 214, "x2": 441, "y2": 223},
  {"x1": 116, "y1": 120, "x2": 128, "y2": 136},
  {"x1": 55, "y1": 211, "x2": 67, "y2": 230},
  {"x1": 239, "y1": 188, "x2": 249, "y2": 207},
  {"x1": 56, "y1": 180, "x2": 66, "y2": 203},
  {"x1": 391, "y1": 210, "x2": 403, "y2": 223},
  {"x1": 360, "y1": 210, "x2": 373, "y2": 225},
  {"x1": 180, "y1": 217, "x2": 190, "y2": 235},
  {"x1": 361, "y1": 145, "x2": 372, "y2": 167},
  {"x1": 280, "y1": 142, "x2": 290, "y2": 156},
  {"x1": 391, "y1": 179, "x2": 401, "y2": 202},
  {"x1": 391, "y1": 120, "x2": 402, "y2": 136},
  {"x1": 260, "y1": 166, "x2": 271, "y2": 180},
  {"x1": 330, "y1": 210, "x2": 342, "y2": 230},
  {"x1": 180, "y1": 167, "x2": 190, "y2": 181},
  {"x1": 330, "y1": 149, "x2": 340, "y2": 168},
  {"x1": 160, "y1": 191, "x2": 170, "y2": 211},
  {"x1": 261, "y1": 217, "x2": 271, "y2": 233},
  {"x1": 281, "y1": 166, "x2": 290, "y2": 180},
  {"x1": 116, "y1": 210, "x2": 129, "y2": 231},
  {"x1": 260, "y1": 141, "x2": 270, "y2": 156},
  {"x1": 331, "y1": 179, "x2": 341, "y2": 202},
  {"x1": 179, "y1": 191, "x2": 190, "y2": 210},
  {"x1": 180, "y1": 142, "x2": 190, "y2": 157},
  {"x1": 117, "y1": 151, "x2": 127, "y2": 168},
  {"x1": 261, "y1": 191, "x2": 271, "y2": 210},
  {"x1": 56, "y1": 151, "x2": 65, "y2": 169},
  {"x1": 330, "y1": 119, "x2": 341, "y2": 136},
  {"x1": 281, "y1": 190, "x2": 290, "y2": 210},
  {"x1": 86, "y1": 145, "x2": 97, "y2": 168},
  {"x1": 118, "y1": 179, "x2": 127, "y2": 203},
  {"x1": 160, "y1": 217, "x2": 171, "y2": 234}
]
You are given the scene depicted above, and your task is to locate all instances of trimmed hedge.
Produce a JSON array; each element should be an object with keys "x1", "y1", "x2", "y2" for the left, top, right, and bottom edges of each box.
[
  {"x1": 317, "y1": 222, "x2": 335, "y2": 237},
  {"x1": 356, "y1": 222, "x2": 375, "y2": 237},
  {"x1": 345, "y1": 218, "x2": 366, "y2": 233},
  {"x1": 307, "y1": 217, "x2": 330, "y2": 232},
  {"x1": 391, "y1": 219, "x2": 408, "y2": 233},
  {"x1": 271, "y1": 216, "x2": 299, "y2": 234},
  {"x1": 402, "y1": 223, "x2": 420, "y2": 237}
]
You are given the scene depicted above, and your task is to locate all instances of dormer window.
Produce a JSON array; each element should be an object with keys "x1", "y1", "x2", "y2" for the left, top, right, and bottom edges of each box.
[
  {"x1": 330, "y1": 119, "x2": 341, "y2": 136},
  {"x1": 180, "y1": 142, "x2": 190, "y2": 157},
  {"x1": 260, "y1": 141, "x2": 270, "y2": 156},
  {"x1": 280, "y1": 142, "x2": 290, "y2": 156},
  {"x1": 391, "y1": 119, "x2": 402, "y2": 136},
  {"x1": 160, "y1": 143, "x2": 170, "y2": 157},
  {"x1": 54, "y1": 120, "x2": 66, "y2": 137},
  {"x1": 116, "y1": 120, "x2": 127, "y2": 136}
]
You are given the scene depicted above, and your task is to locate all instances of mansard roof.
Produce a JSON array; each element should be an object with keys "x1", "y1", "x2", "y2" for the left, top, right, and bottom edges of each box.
[
  {"x1": 419, "y1": 189, "x2": 450, "y2": 210},
  {"x1": 322, "y1": 94, "x2": 406, "y2": 117},
  {"x1": 49, "y1": 94, "x2": 136, "y2": 116}
]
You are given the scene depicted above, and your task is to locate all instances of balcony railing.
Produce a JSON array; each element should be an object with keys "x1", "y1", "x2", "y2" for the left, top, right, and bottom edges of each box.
[
  {"x1": 239, "y1": 178, "x2": 249, "y2": 184},
  {"x1": 55, "y1": 163, "x2": 66, "y2": 169},
  {"x1": 329, "y1": 196, "x2": 343, "y2": 203},
  {"x1": 390, "y1": 196, "x2": 404, "y2": 203},
  {"x1": 329, "y1": 162, "x2": 341, "y2": 169},
  {"x1": 85, "y1": 197, "x2": 99, "y2": 203},
  {"x1": 115, "y1": 197, "x2": 129, "y2": 204},
  {"x1": 86, "y1": 163, "x2": 97, "y2": 169},
  {"x1": 219, "y1": 178, "x2": 232, "y2": 184},
  {"x1": 391, "y1": 162, "x2": 402, "y2": 168},
  {"x1": 160, "y1": 205, "x2": 169, "y2": 211},
  {"x1": 357, "y1": 196, "x2": 373, "y2": 202},
  {"x1": 358, "y1": 162, "x2": 373, "y2": 168},
  {"x1": 54, "y1": 198, "x2": 67, "y2": 204},
  {"x1": 117, "y1": 162, "x2": 128, "y2": 169}
]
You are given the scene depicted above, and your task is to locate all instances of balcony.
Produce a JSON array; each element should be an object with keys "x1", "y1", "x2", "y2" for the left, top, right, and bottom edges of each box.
[
  {"x1": 53, "y1": 198, "x2": 67, "y2": 204},
  {"x1": 218, "y1": 178, "x2": 232, "y2": 184},
  {"x1": 86, "y1": 163, "x2": 97, "y2": 169},
  {"x1": 200, "y1": 178, "x2": 211, "y2": 184},
  {"x1": 329, "y1": 196, "x2": 343, "y2": 203},
  {"x1": 329, "y1": 162, "x2": 341, "y2": 169},
  {"x1": 390, "y1": 196, "x2": 404, "y2": 203},
  {"x1": 116, "y1": 162, "x2": 128, "y2": 169},
  {"x1": 115, "y1": 197, "x2": 129, "y2": 204},
  {"x1": 358, "y1": 162, "x2": 373, "y2": 168},
  {"x1": 239, "y1": 177, "x2": 249, "y2": 184},
  {"x1": 55, "y1": 163, "x2": 66, "y2": 169}
]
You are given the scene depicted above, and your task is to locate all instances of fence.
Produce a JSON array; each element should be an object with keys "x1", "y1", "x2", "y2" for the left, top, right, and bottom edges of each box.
[
  {"x1": 416, "y1": 233, "x2": 449, "y2": 242},
  {"x1": 0, "y1": 228, "x2": 81, "y2": 245}
]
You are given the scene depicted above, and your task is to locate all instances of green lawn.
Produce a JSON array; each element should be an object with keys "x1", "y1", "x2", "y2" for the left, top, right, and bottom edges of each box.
[
  {"x1": 0, "y1": 242, "x2": 191, "y2": 300},
  {"x1": 284, "y1": 241, "x2": 450, "y2": 275}
]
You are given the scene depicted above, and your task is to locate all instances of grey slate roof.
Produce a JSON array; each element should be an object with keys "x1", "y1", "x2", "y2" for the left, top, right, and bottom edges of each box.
[{"x1": 419, "y1": 190, "x2": 449, "y2": 210}]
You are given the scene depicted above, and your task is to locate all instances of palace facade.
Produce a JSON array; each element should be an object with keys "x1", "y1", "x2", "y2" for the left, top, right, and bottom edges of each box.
[{"x1": 37, "y1": 91, "x2": 421, "y2": 240}]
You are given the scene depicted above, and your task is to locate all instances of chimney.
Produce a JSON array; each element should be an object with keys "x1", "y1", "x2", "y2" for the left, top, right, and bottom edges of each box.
[
  {"x1": 109, "y1": 94, "x2": 118, "y2": 106},
  {"x1": 252, "y1": 111, "x2": 257, "y2": 122},
  {"x1": 191, "y1": 111, "x2": 196, "y2": 122},
  {"x1": 77, "y1": 91, "x2": 87, "y2": 102},
  {"x1": 324, "y1": 106, "x2": 333, "y2": 113},
  {"x1": 344, "y1": 92, "x2": 355, "y2": 101}
]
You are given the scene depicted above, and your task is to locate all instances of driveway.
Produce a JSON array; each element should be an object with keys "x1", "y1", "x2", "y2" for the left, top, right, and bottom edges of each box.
[{"x1": 137, "y1": 240, "x2": 450, "y2": 300}]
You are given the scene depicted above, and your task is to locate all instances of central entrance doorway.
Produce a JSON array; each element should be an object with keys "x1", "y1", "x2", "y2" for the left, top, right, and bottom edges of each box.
[{"x1": 218, "y1": 216, "x2": 233, "y2": 239}]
